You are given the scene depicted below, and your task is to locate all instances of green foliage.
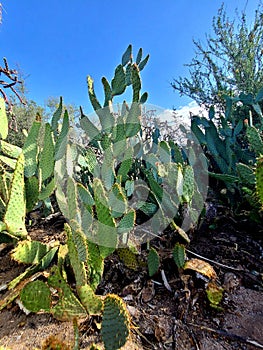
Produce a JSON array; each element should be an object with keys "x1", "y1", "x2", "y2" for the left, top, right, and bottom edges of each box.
[
  {"x1": 172, "y1": 3, "x2": 263, "y2": 112},
  {"x1": 190, "y1": 89, "x2": 263, "y2": 212},
  {"x1": 7, "y1": 100, "x2": 45, "y2": 148},
  {"x1": 0, "y1": 46, "x2": 207, "y2": 350}
]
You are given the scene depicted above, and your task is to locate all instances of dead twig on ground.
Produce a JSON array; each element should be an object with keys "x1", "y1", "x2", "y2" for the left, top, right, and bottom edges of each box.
[
  {"x1": 186, "y1": 248, "x2": 245, "y2": 272},
  {"x1": 188, "y1": 322, "x2": 263, "y2": 349}
]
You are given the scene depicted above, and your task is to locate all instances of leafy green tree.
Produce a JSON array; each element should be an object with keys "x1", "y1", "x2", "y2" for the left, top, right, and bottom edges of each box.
[
  {"x1": 6, "y1": 99, "x2": 45, "y2": 147},
  {"x1": 44, "y1": 96, "x2": 80, "y2": 122},
  {"x1": 171, "y1": 3, "x2": 263, "y2": 112}
]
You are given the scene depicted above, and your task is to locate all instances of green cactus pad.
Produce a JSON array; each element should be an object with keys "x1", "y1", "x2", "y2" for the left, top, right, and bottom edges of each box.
[
  {"x1": 138, "y1": 54, "x2": 150, "y2": 71},
  {"x1": 77, "y1": 183, "x2": 95, "y2": 207},
  {"x1": 135, "y1": 48, "x2": 143, "y2": 65},
  {"x1": 117, "y1": 209, "x2": 135, "y2": 235},
  {"x1": 131, "y1": 65, "x2": 141, "y2": 103},
  {"x1": 101, "y1": 294, "x2": 130, "y2": 350},
  {"x1": 70, "y1": 222, "x2": 89, "y2": 263},
  {"x1": 158, "y1": 141, "x2": 171, "y2": 164},
  {"x1": 38, "y1": 178, "x2": 56, "y2": 201},
  {"x1": 77, "y1": 284, "x2": 102, "y2": 315},
  {"x1": 117, "y1": 247, "x2": 138, "y2": 270},
  {"x1": 183, "y1": 165, "x2": 195, "y2": 203},
  {"x1": 87, "y1": 241, "x2": 104, "y2": 290},
  {"x1": 65, "y1": 223, "x2": 88, "y2": 287},
  {"x1": 140, "y1": 91, "x2": 148, "y2": 104},
  {"x1": 125, "y1": 63, "x2": 132, "y2": 86},
  {"x1": 170, "y1": 221, "x2": 190, "y2": 243},
  {"x1": 208, "y1": 172, "x2": 238, "y2": 184},
  {"x1": 236, "y1": 163, "x2": 256, "y2": 186},
  {"x1": 0, "y1": 155, "x2": 17, "y2": 169},
  {"x1": 93, "y1": 179, "x2": 116, "y2": 228},
  {"x1": 8, "y1": 246, "x2": 58, "y2": 290},
  {"x1": 54, "y1": 110, "x2": 69, "y2": 161},
  {"x1": 117, "y1": 148, "x2": 133, "y2": 182},
  {"x1": 125, "y1": 103, "x2": 141, "y2": 137},
  {"x1": 11, "y1": 240, "x2": 50, "y2": 264},
  {"x1": 109, "y1": 183, "x2": 127, "y2": 218},
  {"x1": 147, "y1": 247, "x2": 160, "y2": 277},
  {"x1": 48, "y1": 266, "x2": 87, "y2": 321},
  {"x1": 255, "y1": 156, "x2": 263, "y2": 207},
  {"x1": 173, "y1": 243, "x2": 186, "y2": 268},
  {"x1": 111, "y1": 64, "x2": 126, "y2": 97},
  {"x1": 39, "y1": 123, "x2": 55, "y2": 181},
  {"x1": 80, "y1": 109, "x2": 101, "y2": 142},
  {"x1": 0, "y1": 98, "x2": 8, "y2": 140},
  {"x1": 51, "y1": 96, "x2": 63, "y2": 137},
  {"x1": 65, "y1": 177, "x2": 79, "y2": 221},
  {"x1": 20, "y1": 280, "x2": 51, "y2": 312},
  {"x1": 112, "y1": 116, "x2": 126, "y2": 145},
  {"x1": 0, "y1": 167, "x2": 9, "y2": 204},
  {"x1": 0, "y1": 197, "x2": 6, "y2": 219},
  {"x1": 25, "y1": 176, "x2": 39, "y2": 212},
  {"x1": 0, "y1": 140, "x2": 22, "y2": 159},
  {"x1": 122, "y1": 45, "x2": 132, "y2": 66},
  {"x1": 101, "y1": 150, "x2": 115, "y2": 191},
  {"x1": 246, "y1": 126, "x2": 263, "y2": 156},
  {"x1": 190, "y1": 120, "x2": 206, "y2": 146},
  {"x1": 87, "y1": 76, "x2": 102, "y2": 112},
  {"x1": 102, "y1": 77, "x2": 112, "y2": 107},
  {"x1": 4, "y1": 153, "x2": 27, "y2": 236},
  {"x1": 22, "y1": 118, "x2": 41, "y2": 177}
]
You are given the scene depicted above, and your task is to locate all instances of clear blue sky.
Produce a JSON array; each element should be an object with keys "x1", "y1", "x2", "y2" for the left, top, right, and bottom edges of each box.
[{"x1": 0, "y1": 0, "x2": 258, "y2": 114}]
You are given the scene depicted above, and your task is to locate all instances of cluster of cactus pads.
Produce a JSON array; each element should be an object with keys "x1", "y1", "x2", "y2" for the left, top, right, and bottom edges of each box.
[
  {"x1": 2, "y1": 44, "x2": 262, "y2": 349},
  {"x1": 0, "y1": 94, "x2": 68, "y2": 241},
  {"x1": 191, "y1": 88, "x2": 263, "y2": 210},
  {"x1": 0, "y1": 45, "x2": 208, "y2": 349}
]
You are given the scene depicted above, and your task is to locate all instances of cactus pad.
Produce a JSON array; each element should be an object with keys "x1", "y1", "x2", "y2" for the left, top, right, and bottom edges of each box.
[
  {"x1": 39, "y1": 123, "x2": 55, "y2": 181},
  {"x1": 0, "y1": 98, "x2": 8, "y2": 140},
  {"x1": 246, "y1": 126, "x2": 263, "y2": 156},
  {"x1": 22, "y1": 118, "x2": 41, "y2": 177},
  {"x1": 20, "y1": 280, "x2": 51, "y2": 312},
  {"x1": 48, "y1": 266, "x2": 87, "y2": 321},
  {"x1": 173, "y1": 243, "x2": 186, "y2": 268},
  {"x1": 147, "y1": 247, "x2": 160, "y2": 277},
  {"x1": 255, "y1": 156, "x2": 263, "y2": 207},
  {"x1": 11, "y1": 240, "x2": 50, "y2": 264},
  {"x1": 3, "y1": 152, "x2": 27, "y2": 236},
  {"x1": 77, "y1": 284, "x2": 102, "y2": 315},
  {"x1": 101, "y1": 294, "x2": 130, "y2": 350}
]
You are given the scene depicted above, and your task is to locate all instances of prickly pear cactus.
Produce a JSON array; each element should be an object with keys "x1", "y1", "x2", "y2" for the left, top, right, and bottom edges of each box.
[
  {"x1": 246, "y1": 126, "x2": 263, "y2": 156},
  {"x1": 147, "y1": 247, "x2": 160, "y2": 277},
  {"x1": 20, "y1": 280, "x2": 51, "y2": 312},
  {"x1": 48, "y1": 266, "x2": 87, "y2": 321},
  {"x1": 0, "y1": 97, "x2": 8, "y2": 140},
  {"x1": 101, "y1": 294, "x2": 130, "y2": 350},
  {"x1": 255, "y1": 156, "x2": 263, "y2": 207},
  {"x1": 3, "y1": 152, "x2": 27, "y2": 237},
  {"x1": 173, "y1": 243, "x2": 186, "y2": 268},
  {"x1": 11, "y1": 240, "x2": 50, "y2": 264}
]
